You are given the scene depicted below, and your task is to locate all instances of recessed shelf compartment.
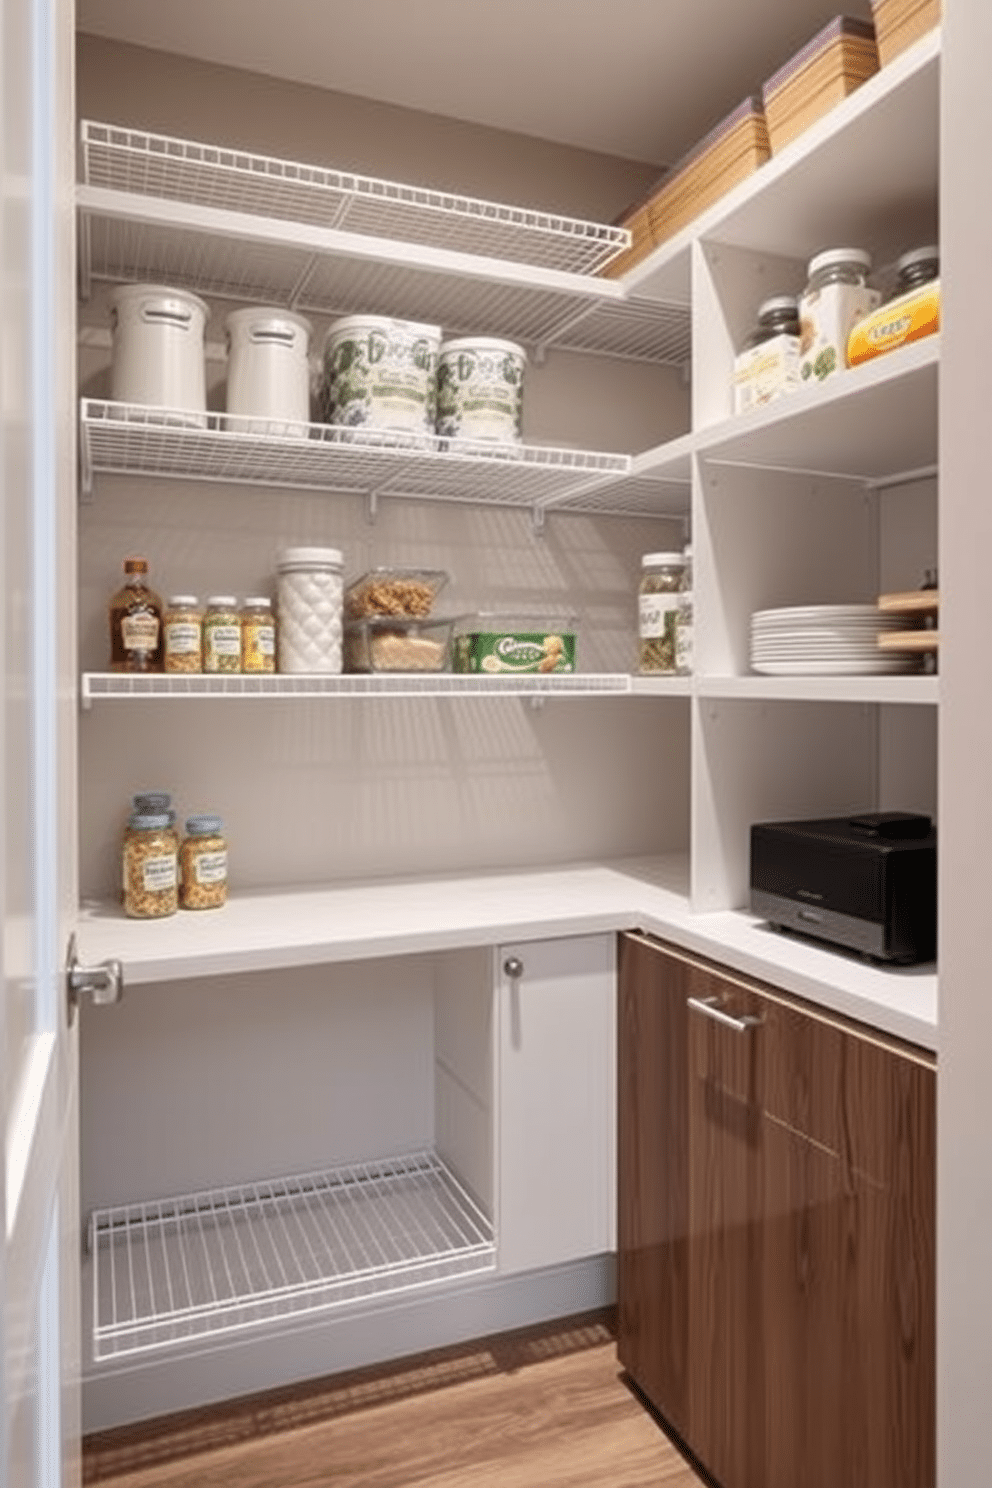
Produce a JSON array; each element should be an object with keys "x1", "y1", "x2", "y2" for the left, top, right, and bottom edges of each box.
[
  {"x1": 80, "y1": 671, "x2": 634, "y2": 707},
  {"x1": 696, "y1": 335, "x2": 939, "y2": 483},
  {"x1": 79, "y1": 399, "x2": 631, "y2": 509},
  {"x1": 88, "y1": 1150, "x2": 495, "y2": 1362}
]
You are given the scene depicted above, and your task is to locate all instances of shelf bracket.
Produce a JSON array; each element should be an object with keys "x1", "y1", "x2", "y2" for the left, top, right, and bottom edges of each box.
[
  {"x1": 79, "y1": 433, "x2": 94, "y2": 504},
  {"x1": 286, "y1": 254, "x2": 320, "y2": 311},
  {"x1": 530, "y1": 503, "x2": 546, "y2": 536},
  {"x1": 366, "y1": 488, "x2": 380, "y2": 525}
]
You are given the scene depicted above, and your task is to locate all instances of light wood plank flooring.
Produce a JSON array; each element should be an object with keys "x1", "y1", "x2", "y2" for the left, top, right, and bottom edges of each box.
[{"x1": 82, "y1": 1312, "x2": 710, "y2": 1488}]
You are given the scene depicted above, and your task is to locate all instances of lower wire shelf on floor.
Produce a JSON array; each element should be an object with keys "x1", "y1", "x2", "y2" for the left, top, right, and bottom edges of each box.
[{"x1": 87, "y1": 1150, "x2": 496, "y2": 1363}]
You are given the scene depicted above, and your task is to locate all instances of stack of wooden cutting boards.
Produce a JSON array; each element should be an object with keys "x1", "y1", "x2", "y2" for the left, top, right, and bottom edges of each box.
[
  {"x1": 871, "y1": 0, "x2": 942, "y2": 65},
  {"x1": 762, "y1": 16, "x2": 879, "y2": 154},
  {"x1": 603, "y1": 5, "x2": 940, "y2": 279}
]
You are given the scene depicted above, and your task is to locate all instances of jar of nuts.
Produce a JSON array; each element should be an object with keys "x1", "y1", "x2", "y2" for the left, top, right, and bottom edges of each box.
[
  {"x1": 179, "y1": 815, "x2": 228, "y2": 910},
  {"x1": 240, "y1": 597, "x2": 276, "y2": 674},
  {"x1": 638, "y1": 552, "x2": 685, "y2": 674},
  {"x1": 203, "y1": 596, "x2": 242, "y2": 674},
  {"x1": 163, "y1": 596, "x2": 203, "y2": 673},
  {"x1": 123, "y1": 813, "x2": 178, "y2": 919}
]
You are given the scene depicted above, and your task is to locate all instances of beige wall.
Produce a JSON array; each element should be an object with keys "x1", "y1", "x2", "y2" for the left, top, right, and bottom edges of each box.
[{"x1": 75, "y1": 33, "x2": 661, "y2": 222}]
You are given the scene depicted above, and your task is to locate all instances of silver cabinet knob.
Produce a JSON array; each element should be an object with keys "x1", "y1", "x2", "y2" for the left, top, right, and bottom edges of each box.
[
  {"x1": 66, "y1": 932, "x2": 124, "y2": 1025},
  {"x1": 502, "y1": 956, "x2": 524, "y2": 980}
]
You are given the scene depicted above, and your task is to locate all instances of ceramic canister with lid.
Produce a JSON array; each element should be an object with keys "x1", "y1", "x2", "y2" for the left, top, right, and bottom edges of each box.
[
  {"x1": 435, "y1": 337, "x2": 527, "y2": 443},
  {"x1": 276, "y1": 547, "x2": 344, "y2": 674},
  {"x1": 321, "y1": 316, "x2": 441, "y2": 435},
  {"x1": 224, "y1": 307, "x2": 313, "y2": 434},
  {"x1": 108, "y1": 284, "x2": 209, "y2": 425}
]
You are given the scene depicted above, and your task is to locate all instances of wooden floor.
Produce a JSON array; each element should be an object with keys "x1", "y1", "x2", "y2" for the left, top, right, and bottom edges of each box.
[{"x1": 82, "y1": 1312, "x2": 710, "y2": 1488}]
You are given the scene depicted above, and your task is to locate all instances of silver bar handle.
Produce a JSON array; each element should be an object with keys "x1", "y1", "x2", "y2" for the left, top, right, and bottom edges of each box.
[{"x1": 687, "y1": 994, "x2": 762, "y2": 1033}]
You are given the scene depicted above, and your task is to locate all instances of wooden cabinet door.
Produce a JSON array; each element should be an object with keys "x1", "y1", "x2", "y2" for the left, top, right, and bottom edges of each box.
[
  {"x1": 617, "y1": 934, "x2": 935, "y2": 1488},
  {"x1": 759, "y1": 991, "x2": 935, "y2": 1488},
  {"x1": 683, "y1": 958, "x2": 766, "y2": 1488},
  {"x1": 617, "y1": 932, "x2": 691, "y2": 1440}
]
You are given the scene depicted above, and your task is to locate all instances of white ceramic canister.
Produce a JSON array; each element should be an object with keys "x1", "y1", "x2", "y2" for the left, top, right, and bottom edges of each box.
[
  {"x1": 108, "y1": 284, "x2": 209, "y2": 426},
  {"x1": 224, "y1": 307, "x2": 313, "y2": 435},
  {"x1": 435, "y1": 337, "x2": 526, "y2": 443},
  {"x1": 276, "y1": 547, "x2": 344, "y2": 674},
  {"x1": 321, "y1": 315, "x2": 441, "y2": 435}
]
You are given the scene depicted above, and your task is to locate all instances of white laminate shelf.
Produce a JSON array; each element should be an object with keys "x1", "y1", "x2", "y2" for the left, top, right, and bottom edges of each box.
[
  {"x1": 81, "y1": 672, "x2": 937, "y2": 707},
  {"x1": 88, "y1": 1150, "x2": 495, "y2": 1362},
  {"x1": 77, "y1": 122, "x2": 692, "y2": 368},
  {"x1": 74, "y1": 858, "x2": 937, "y2": 1051}
]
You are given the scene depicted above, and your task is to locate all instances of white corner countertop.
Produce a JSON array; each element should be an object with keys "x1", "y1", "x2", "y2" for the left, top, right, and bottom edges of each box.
[{"x1": 75, "y1": 854, "x2": 937, "y2": 1052}]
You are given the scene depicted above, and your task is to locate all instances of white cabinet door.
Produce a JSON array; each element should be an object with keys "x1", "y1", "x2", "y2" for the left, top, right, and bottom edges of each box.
[
  {"x1": 2, "y1": 0, "x2": 81, "y2": 1482},
  {"x1": 496, "y1": 934, "x2": 615, "y2": 1275}
]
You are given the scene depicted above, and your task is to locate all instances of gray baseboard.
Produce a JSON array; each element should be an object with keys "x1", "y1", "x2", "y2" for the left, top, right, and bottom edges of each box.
[{"x1": 83, "y1": 1253, "x2": 617, "y2": 1434}]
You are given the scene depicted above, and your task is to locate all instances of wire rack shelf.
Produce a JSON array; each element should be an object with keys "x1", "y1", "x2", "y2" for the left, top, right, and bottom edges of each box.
[
  {"x1": 80, "y1": 121, "x2": 630, "y2": 276},
  {"x1": 78, "y1": 123, "x2": 692, "y2": 366},
  {"x1": 80, "y1": 672, "x2": 632, "y2": 707},
  {"x1": 89, "y1": 1151, "x2": 496, "y2": 1361},
  {"x1": 79, "y1": 399, "x2": 631, "y2": 510}
]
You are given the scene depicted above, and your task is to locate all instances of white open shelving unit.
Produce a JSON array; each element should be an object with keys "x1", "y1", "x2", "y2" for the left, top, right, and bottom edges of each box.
[{"x1": 74, "y1": 25, "x2": 942, "y2": 1393}]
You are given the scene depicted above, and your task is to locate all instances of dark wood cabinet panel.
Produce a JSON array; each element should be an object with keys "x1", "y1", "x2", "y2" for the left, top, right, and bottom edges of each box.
[
  {"x1": 617, "y1": 933, "x2": 935, "y2": 1488},
  {"x1": 616, "y1": 932, "x2": 691, "y2": 1440}
]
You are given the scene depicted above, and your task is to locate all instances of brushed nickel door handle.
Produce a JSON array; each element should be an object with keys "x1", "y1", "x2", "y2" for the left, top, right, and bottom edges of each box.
[{"x1": 687, "y1": 994, "x2": 762, "y2": 1032}]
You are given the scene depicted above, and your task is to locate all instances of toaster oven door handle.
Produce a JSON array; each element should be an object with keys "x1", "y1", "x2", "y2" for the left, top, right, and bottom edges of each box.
[{"x1": 687, "y1": 994, "x2": 763, "y2": 1033}]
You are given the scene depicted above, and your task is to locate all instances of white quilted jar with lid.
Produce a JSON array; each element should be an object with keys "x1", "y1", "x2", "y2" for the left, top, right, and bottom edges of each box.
[{"x1": 276, "y1": 547, "x2": 344, "y2": 673}]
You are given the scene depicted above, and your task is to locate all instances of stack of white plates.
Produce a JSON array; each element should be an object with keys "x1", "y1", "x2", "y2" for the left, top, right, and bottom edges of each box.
[{"x1": 750, "y1": 604, "x2": 919, "y2": 675}]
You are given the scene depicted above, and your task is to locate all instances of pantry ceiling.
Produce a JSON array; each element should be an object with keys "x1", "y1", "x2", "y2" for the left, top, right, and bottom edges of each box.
[{"x1": 75, "y1": 0, "x2": 875, "y2": 167}]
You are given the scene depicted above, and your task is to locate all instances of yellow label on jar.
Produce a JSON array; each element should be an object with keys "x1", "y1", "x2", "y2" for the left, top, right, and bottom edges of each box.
[{"x1": 242, "y1": 618, "x2": 276, "y2": 673}]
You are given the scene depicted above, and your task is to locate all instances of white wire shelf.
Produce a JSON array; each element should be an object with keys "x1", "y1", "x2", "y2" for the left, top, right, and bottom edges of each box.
[
  {"x1": 80, "y1": 671, "x2": 633, "y2": 707},
  {"x1": 88, "y1": 1151, "x2": 495, "y2": 1362},
  {"x1": 79, "y1": 399, "x2": 632, "y2": 511},
  {"x1": 77, "y1": 124, "x2": 691, "y2": 366},
  {"x1": 81, "y1": 121, "x2": 629, "y2": 276}
]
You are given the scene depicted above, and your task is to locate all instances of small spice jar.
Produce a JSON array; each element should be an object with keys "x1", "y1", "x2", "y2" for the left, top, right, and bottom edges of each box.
[
  {"x1": 179, "y1": 814, "x2": 228, "y2": 910},
  {"x1": 638, "y1": 552, "x2": 685, "y2": 674},
  {"x1": 163, "y1": 595, "x2": 203, "y2": 673},
  {"x1": 241, "y1": 596, "x2": 276, "y2": 674},
  {"x1": 123, "y1": 812, "x2": 178, "y2": 919},
  {"x1": 203, "y1": 596, "x2": 242, "y2": 674}
]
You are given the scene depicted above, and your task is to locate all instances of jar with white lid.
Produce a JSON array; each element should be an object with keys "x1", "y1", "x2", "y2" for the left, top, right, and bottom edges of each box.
[
  {"x1": 799, "y1": 247, "x2": 880, "y2": 384},
  {"x1": 203, "y1": 597, "x2": 242, "y2": 674},
  {"x1": 638, "y1": 552, "x2": 685, "y2": 674},
  {"x1": 276, "y1": 547, "x2": 344, "y2": 674},
  {"x1": 241, "y1": 596, "x2": 276, "y2": 674},
  {"x1": 163, "y1": 595, "x2": 202, "y2": 673}
]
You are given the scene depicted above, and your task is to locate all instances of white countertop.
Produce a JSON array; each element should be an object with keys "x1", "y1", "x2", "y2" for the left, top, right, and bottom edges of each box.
[{"x1": 76, "y1": 855, "x2": 937, "y2": 1051}]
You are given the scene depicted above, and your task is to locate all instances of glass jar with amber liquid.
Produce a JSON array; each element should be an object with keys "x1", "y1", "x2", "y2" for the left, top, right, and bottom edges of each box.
[{"x1": 109, "y1": 557, "x2": 164, "y2": 672}]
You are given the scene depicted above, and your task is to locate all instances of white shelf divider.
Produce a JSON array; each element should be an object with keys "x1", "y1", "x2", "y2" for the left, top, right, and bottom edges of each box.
[{"x1": 88, "y1": 1150, "x2": 495, "y2": 1362}]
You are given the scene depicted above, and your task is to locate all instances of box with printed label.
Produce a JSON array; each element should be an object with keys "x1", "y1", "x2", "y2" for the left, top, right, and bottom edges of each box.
[
  {"x1": 732, "y1": 334, "x2": 803, "y2": 413},
  {"x1": 452, "y1": 617, "x2": 576, "y2": 675}
]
